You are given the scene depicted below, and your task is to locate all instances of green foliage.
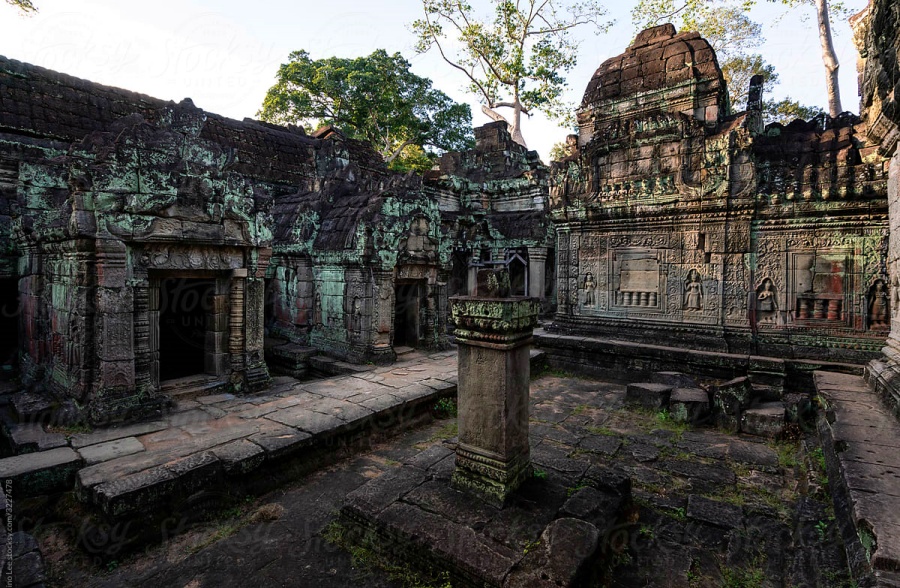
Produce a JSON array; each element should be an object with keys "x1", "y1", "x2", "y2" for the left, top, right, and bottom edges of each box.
[
  {"x1": 259, "y1": 49, "x2": 473, "y2": 171},
  {"x1": 721, "y1": 563, "x2": 765, "y2": 588},
  {"x1": 533, "y1": 468, "x2": 548, "y2": 480},
  {"x1": 412, "y1": 0, "x2": 610, "y2": 146},
  {"x1": 549, "y1": 140, "x2": 571, "y2": 162},
  {"x1": 433, "y1": 397, "x2": 458, "y2": 419},
  {"x1": 4, "y1": 0, "x2": 36, "y2": 13},
  {"x1": 763, "y1": 97, "x2": 825, "y2": 125}
]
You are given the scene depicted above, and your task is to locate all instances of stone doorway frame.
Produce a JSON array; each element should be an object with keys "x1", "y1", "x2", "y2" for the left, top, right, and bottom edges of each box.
[{"x1": 148, "y1": 270, "x2": 231, "y2": 385}]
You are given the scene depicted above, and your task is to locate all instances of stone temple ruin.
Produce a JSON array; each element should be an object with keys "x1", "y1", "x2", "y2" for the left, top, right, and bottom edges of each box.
[
  {"x1": 0, "y1": 66, "x2": 553, "y2": 423},
  {"x1": 1, "y1": 0, "x2": 900, "y2": 585}
]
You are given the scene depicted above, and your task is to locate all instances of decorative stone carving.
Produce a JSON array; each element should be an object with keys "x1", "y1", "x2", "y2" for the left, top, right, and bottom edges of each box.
[
  {"x1": 582, "y1": 272, "x2": 596, "y2": 307},
  {"x1": 756, "y1": 279, "x2": 777, "y2": 325},
  {"x1": 684, "y1": 269, "x2": 703, "y2": 310}
]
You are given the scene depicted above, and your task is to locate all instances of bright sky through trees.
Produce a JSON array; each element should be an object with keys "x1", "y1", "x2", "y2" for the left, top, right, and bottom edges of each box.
[{"x1": 0, "y1": 0, "x2": 868, "y2": 162}]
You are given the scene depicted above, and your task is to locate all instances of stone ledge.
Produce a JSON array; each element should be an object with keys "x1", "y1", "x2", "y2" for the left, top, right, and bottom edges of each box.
[{"x1": 815, "y1": 370, "x2": 900, "y2": 582}]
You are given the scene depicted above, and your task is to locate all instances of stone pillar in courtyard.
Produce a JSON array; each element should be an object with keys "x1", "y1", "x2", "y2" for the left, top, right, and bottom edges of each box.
[
  {"x1": 449, "y1": 270, "x2": 540, "y2": 506},
  {"x1": 527, "y1": 246, "x2": 548, "y2": 301}
]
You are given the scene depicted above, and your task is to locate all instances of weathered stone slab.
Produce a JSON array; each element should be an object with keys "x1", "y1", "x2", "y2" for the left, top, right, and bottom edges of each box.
[
  {"x1": 650, "y1": 371, "x2": 697, "y2": 388},
  {"x1": 77, "y1": 436, "x2": 145, "y2": 466},
  {"x1": 0, "y1": 447, "x2": 82, "y2": 497},
  {"x1": 249, "y1": 421, "x2": 312, "y2": 459},
  {"x1": 376, "y1": 501, "x2": 518, "y2": 585},
  {"x1": 92, "y1": 465, "x2": 177, "y2": 517},
  {"x1": 210, "y1": 439, "x2": 265, "y2": 475},
  {"x1": 7, "y1": 422, "x2": 68, "y2": 454},
  {"x1": 741, "y1": 403, "x2": 786, "y2": 438},
  {"x1": 625, "y1": 382, "x2": 672, "y2": 410},
  {"x1": 266, "y1": 407, "x2": 345, "y2": 435},
  {"x1": 343, "y1": 465, "x2": 429, "y2": 516},
  {"x1": 686, "y1": 495, "x2": 743, "y2": 529},
  {"x1": 669, "y1": 387, "x2": 710, "y2": 424},
  {"x1": 559, "y1": 486, "x2": 625, "y2": 528}
]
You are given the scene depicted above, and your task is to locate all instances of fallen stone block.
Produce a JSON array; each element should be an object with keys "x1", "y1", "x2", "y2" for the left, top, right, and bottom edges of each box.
[
  {"x1": 650, "y1": 371, "x2": 697, "y2": 388},
  {"x1": 714, "y1": 376, "x2": 753, "y2": 433},
  {"x1": 625, "y1": 382, "x2": 672, "y2": 410},
  {"x1": 539, "y1": 518, "x2": 601, "y2": 586},
  {"x1": 741, "y1": 403, "x2": 786, "y2": 438},
  {"x1": 669, "y1": 387, "x2": 710, "y2": 424},
  {"x1": 0, "y1": 447, "x2": 82, "y2": 497}
]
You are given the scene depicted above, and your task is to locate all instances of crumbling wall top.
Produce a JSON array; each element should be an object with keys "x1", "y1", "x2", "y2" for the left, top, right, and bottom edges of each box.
[{"x1": 578, "y1": 24, "x2": 726, "y2": 128}]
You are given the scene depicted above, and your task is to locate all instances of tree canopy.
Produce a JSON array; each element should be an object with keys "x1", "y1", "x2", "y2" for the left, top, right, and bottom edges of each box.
[
  {"x1": 5, "y1": 0, "x2": 36, "y2": 12},
  {"x1": 412, "y1": 0, "x2": 610, "y2": 148},
  {"x1": 258, "y1": 49, "x2": 474, "y2": 172}
]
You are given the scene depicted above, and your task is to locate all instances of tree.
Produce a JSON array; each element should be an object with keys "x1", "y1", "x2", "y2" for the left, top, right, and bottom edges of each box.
[
  {"x1": 764, "y1": 97, "x2": 825, "y2": 124},
  {"x1": 412, "y1": 0, "x2": 610, "y2": 148},
  {"x1": 5, "y1": 0, "x2": 36, "y2": 12},
  {"x1": 258, "y1": 49, "x2": 474, "y2": 172},
  {"x1": 780, "y1": 0, "x2": 844, "y2": 116}
]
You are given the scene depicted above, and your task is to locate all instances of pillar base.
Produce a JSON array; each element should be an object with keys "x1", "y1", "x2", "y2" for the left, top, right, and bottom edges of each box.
[{"x1": 450, "y1": 443, "x2": 532, "y2": 507}]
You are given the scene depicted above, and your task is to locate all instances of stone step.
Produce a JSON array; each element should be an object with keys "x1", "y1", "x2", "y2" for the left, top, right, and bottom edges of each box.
[
  {"x1": 160, "y1": 375, "x2": 230, "y2": 402},
  {"x1": 814, "y1": 370, "x2": 900, "y2": 582},
  {"x1": 394, "y1": 346, "x2": 415, "y2": 357},
  {"x1": 264, "y1": 339, "x2": 317, "y2": 379},
  {"x1": 740, "y1": 402, "x2": 786, "y2": 438},
  {"x1": 309, "y1": 355, "x2": 376, "y2": 377}
]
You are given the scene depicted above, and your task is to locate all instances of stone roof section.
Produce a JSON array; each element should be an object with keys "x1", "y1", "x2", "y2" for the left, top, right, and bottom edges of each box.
[
  {"x1": 0, "y1": 54, "x2": 389, "y2": 190},
  {"x1": 579, "y1": 23, "x2": 726, "y2": 112}
]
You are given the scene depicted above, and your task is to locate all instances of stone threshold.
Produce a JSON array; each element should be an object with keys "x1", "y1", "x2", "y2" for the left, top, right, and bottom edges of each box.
[
  {"x1": 0, "y1": 351, "x2": 470, "y2": 553},
  {"x1": 814, "y1": 371, "x2": 900, "y2": 587}
]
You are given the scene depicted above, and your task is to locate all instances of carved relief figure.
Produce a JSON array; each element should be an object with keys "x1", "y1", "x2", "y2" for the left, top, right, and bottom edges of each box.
[
  {"x1": 684, "y1": 269, "x2": 703, "y2": 310},
  {"x1": 869, "y1": 280, "x2": 889, "y2": 328},
  {"x1": 583, "y1": 272, "x2": 596, "y2": 306},
  {"x1": 757, "y1": 279, "x2": 777, "y2": 324}
]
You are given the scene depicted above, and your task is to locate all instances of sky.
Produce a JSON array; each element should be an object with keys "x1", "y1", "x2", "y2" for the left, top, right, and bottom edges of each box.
[{"x1": 0, "y1": 0, "x2": 870, "y2": 163}]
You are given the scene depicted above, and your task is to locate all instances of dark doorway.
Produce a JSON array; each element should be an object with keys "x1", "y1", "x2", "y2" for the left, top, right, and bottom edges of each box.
[
  {"x1": 508, "y1": 249, "x2": 528, "y2": 296},
  {"x1": 449, "y1": 250, "x2": 469, "y2": 296},
  {"x1": 394, "y1": 282, "x2": 421, "y2": 348},
  {"x1": 0, "y1": 278, "x2": 18, "y2": 372},
  {"x1": 159, "y1": 278, "x2": 214, "y2": 380}
]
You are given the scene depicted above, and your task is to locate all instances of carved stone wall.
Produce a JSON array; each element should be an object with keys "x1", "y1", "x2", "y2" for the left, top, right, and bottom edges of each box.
[
  {"x1": 854, "y1": 0, "x2": 900, "y2": 415},
  {"x1": 424, "y1": 122, "x2": 556, "y2": 313},
  {"x1": 549, "y1": 24, "x2": 890, "y2": 362}
]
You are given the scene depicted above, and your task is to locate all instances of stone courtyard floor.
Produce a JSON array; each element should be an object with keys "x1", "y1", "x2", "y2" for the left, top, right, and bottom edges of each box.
[{"x1": 31, "y1": 369, "x2": 857, "y2": 588}]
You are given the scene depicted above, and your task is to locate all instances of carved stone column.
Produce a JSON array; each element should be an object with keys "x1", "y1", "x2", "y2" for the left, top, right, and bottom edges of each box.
[
  {"x1": 527, "y1": 247, "x2": 548, "y2": 301},
  {"x1": 449, "y1": 294, "x2": 540, "y2": 506}
]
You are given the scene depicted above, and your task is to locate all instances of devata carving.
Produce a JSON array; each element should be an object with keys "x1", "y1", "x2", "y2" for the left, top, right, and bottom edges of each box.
[{"x1": 684, "y1": 269, "x2": 703, "y2": 310}]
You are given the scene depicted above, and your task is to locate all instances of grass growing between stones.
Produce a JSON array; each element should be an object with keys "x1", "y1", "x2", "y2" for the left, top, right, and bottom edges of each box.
[
  {"x1": 322, "y1": 521, "x2": 452, "y2": 588},
  {"x1": 720, "y1": 558, "x2": 765, "y2": 588}
]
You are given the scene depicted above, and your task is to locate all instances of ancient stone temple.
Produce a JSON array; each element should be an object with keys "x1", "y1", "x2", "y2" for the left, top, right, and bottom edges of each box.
[
  {"x1": 0, "y1": 57, "x2": 552, "y2": 424},
  {"x1": 548, "y1": 24, "x2": 890, "y2": 366}
]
